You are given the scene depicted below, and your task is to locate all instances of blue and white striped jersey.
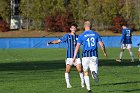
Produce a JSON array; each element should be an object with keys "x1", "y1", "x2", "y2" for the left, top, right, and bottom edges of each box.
[
  {"x1": 78, "y1": 30, "x2": 102, "y2": 57},
  {"x1": 60, "y1": 34, "x2": 80, "y2": 58},
  {"x1": 121, "y1": 27, "x2": 132, "y2": 44}
]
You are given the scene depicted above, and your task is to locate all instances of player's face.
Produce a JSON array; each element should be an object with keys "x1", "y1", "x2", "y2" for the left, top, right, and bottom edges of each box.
[
  {"x1": 70, "y1": 26, "x2": 77, "y2": 33},
  {"x1": 122, "y1": 26, "x2": 126, "y2": 29}
]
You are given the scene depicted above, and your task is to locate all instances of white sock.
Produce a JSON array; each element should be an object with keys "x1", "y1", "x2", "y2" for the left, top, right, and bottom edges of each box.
[
  {"x1": 119, "y1": 51, "x2": 123, "y2": 59},
  {"x1": 139, "y1": 59, "x2": 140, "y2": 61},
  {"x1": 84, "y1": 76, "x2": 90, "y2": 91},
  {"x1": 79, "y1": 72, "x2": 84, "y2": 84},
  {"x1": 129, "y1": 52, "x2": 134, "y2": 61},
  {"x1": 65, "y1": 73, "x2": 70, "y2": 85}
]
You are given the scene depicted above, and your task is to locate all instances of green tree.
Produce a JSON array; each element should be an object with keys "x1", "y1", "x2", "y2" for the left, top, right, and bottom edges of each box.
[
  {"x1": 20, "y1": 0, "x2": 66, "y2": 30},
  {"x1": 0, "y1": 0, "x2": 10, "y2": 22},
  {"x1": 19, "y1": 0, "x2": 139, "y2": 31},
  {"x1": 119, "y1": 0, "x2": 139, "y2": 30}
]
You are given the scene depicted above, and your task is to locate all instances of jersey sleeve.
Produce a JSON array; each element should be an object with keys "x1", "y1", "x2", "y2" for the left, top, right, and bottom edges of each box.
[
  {"x1": 59, "y1": 34, "x2": 68, "y2": 43},
  {"x1": 77, "y1": 34, "x2": 83, "y2": 44},
  {"x1": 120, "y1": 30, "x2": 125, "y2": 43}
]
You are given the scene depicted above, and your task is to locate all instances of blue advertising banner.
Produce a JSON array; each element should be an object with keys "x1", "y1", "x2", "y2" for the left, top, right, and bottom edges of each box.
[{"x1": 0, "y1": 36, "x2": 139, "y2": 49}]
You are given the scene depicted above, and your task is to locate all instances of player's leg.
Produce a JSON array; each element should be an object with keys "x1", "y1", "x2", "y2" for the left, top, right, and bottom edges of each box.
[
  {"x1": 116, "y1": 44, "x2": 125, "y2": 62},
  {"x1": 82, "y1": 57, "x2": 91, "y2": 92},
  {"x1": 89, "y1": 56, "x2": 99, "y2": 83},
  {"x1": 75, "y1": 58, "x2": 85, "y2": 88},
  {"x1": 138, "y1": 48, "x2": 140, "y2": 61},
  {"x1": 65, "y1": 58, "x2": 72, "y2": 88},
  {"x1": 127, "y1": 44, "x2": 134, "y2": 62}
]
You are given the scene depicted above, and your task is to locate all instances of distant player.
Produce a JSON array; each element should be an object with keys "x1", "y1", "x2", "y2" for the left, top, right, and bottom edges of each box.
[
  {"x1": 137, "y1": 43, "x2": 140, "y2": 61},
  {"x1": 48, "y1": 24, "x2": 84, "y2": 88},
  {"x1": 116, "y1": 24, "x2": 134, "y2": 62},
  {"x1": 73, "y1": 21, "x2": 107, "y2": 93}
]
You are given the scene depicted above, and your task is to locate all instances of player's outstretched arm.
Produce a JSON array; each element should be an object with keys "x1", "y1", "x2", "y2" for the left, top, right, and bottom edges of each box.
[
  {"x1": 48, "y1": 40, "x2": 61, "y2": 44},
  {"x1": 99, "y1": 41, "x2": 108, "y2": 58}
]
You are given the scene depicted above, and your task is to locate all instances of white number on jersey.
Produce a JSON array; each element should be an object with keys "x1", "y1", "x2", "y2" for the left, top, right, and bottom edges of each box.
[
  {"x1": 86, "y1": 37, "x2": 95, "y2": 47},
  {"x1": 126, "y1": 30, "x2": 130, "y2": 36}
]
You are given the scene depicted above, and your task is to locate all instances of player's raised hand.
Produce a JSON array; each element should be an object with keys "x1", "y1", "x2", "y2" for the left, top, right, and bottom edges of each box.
[
  {"x1": 104, "y1": 53, "x2": 108, "y2": 59},
  {"x1": 72, "y1": 58, "x2": 76, "y2": 66},
  {"x1": 72, "y1": 58, "x2": 76, "y2": 63}
]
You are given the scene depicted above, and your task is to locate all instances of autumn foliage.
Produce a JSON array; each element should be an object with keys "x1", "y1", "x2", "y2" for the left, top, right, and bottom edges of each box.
[
  {"x1": 0, "y1": 18, "x2": 9, "y2": 32},
  {"x1": 109, "y1": 15, "x2": 125, "y2": 33},
  {"x1": 44, "y1": 12, "x2": 75, "y2": 32}
]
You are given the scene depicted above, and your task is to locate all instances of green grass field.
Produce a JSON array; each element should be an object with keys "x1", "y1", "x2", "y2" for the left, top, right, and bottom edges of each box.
[{"x1": 0, "y1": 48, "x2": 140, "y2": 93}]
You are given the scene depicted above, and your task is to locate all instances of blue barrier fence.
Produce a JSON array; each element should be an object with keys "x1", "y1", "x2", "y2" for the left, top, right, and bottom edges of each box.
[{"x1": 0, "y1": 36, "x2": 139, "y2": 49}]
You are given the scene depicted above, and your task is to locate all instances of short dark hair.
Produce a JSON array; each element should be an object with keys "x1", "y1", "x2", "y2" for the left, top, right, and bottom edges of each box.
[
  {"x1": 70, "y1": 23, "x2": 78, "y2": 28},
  {"x1": 121, "y1": 22, "x2": 127, "y2": 27}
]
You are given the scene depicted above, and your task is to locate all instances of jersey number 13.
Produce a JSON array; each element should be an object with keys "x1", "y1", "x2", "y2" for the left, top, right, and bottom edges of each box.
[{"x1": 86, "y1": 37, "x2": 95, "y2": 47}]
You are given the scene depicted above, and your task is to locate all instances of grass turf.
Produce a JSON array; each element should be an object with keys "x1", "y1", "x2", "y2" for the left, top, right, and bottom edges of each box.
[{"x1": 0, "y1": 48, "x2": 139, "y2": 93}]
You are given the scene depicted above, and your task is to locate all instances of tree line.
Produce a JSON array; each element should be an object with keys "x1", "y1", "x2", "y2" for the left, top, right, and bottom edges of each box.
[{"x1": 0, "y1": 0, "x2": 140, "y2": 31}]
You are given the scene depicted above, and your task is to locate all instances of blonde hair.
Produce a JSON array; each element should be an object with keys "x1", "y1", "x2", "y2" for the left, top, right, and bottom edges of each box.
[{"x1": 84, "y1": 21, "x2": 91, "y2": 27}]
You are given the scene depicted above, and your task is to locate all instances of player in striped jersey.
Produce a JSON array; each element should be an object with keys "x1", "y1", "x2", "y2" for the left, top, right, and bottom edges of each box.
[
  {"x1": 73, "y1": 21, "x2": 107, "y2": 93},
  {"x1": 116, "y1": 24, "x2": 134, "y2": 62},
  {"x1": 48, "y1": 24, "x2": 84, "y2": 89}
]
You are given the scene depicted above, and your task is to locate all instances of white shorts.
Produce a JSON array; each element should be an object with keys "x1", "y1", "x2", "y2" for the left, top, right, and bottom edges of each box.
[
  {"x1": 65, "y1": 58, "x2": 81, "y2": 66},
  {"x1": 82, "y1": 56, "x2": 98, "y2": 74},
  {"x1": 121, "y1": 44, "x2": 132, "y2": 49}
]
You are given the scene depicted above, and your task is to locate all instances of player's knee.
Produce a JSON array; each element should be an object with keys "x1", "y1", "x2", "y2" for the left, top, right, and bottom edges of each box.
[
  {"x1": 84, "y1": 71, "x2": 89, "y2": 76},
  {"x1": 121, "y1": 49, "x2": 124, "y2": 52},
  {"x1": 65, "y1": 70, "x2": 70, "y2": 73},
  {"x1": 77, "y1": 68, "x2": 82, "y2": 73},
  {"x1": 65, "y1": 68, "x2": 71, "y2": 73}
]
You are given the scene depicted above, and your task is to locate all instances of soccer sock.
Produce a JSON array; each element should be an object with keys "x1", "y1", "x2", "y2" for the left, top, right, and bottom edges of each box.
[
  {"x1": 84, "y1": 76, "x2": 90, "y2": 91},
  {"x1": 119, "y1": 51, "x2": 123, "y2": 60},
  {"x1": 65, "y1": 73, "x2": 70, "y2": 85},
  {"x1": 129, "y1": 51, "x2": 134, "y2": 61},
  {"x1": 79, "y1": 72, "x2": 84, "y2": 84}
]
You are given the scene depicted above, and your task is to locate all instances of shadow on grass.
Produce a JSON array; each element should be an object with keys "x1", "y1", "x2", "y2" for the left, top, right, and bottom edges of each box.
[
  {"x1": 99, "y1": 59, "x2": 139, "y2": 66},
  {"x1": 99, "y1": 81, "x2": 140, "y2": 93},
  {"x1": 0, "y1": 60, "x2": 65, "y2": 71},
  {"x1": 100, "y1": 81, "x2": 140, "y2": 86},
  {"x1": 0, "y1": 59, "x2": 139, "y2": 71},
  {"x1": 103, "y1": 88, "x2": 140, "y2": 93}
]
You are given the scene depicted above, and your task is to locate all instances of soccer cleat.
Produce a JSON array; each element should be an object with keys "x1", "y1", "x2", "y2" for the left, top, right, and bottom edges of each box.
[
  {"x1": 131, "y1": 60, "x2": 134, "y2": 62},
  {"x1": 67, "y1": 84, "x2": 72, "y2": 88},
  {"x1": 92, "y1": 71, "x2": 99, "y2": 83},
  {"x1": 116, "y1": 59, "x2": 122, "y2": 62},
  {"x1": 88, "y1": 90, "x2": 92, "y2": 93}
]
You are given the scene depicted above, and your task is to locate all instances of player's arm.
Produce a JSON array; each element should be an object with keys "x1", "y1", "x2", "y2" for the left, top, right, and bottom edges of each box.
[
  {"x1": 73, "y1": 43, "x2": 80, "y2": 62},
  {"x1": 120, "y1": 30, "x2": 125, "y2": 44},
  {"x1": 48, "y1": 34, "x2": 68, "y2": 44},
  {"x1": 98, "y1": 41, "x2": 107, "y2": 58},
  {"x1": 48, "y1": 39, "x2": 61, "y2": 44}
]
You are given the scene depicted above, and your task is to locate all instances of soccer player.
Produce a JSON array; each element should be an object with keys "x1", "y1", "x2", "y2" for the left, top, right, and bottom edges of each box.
[
  {"x1": 137, "y1": 43, "x2": 140, "y2": 61},
  {"x1": 73, "y1": 21, "x2": 107, "y2": 93},
  {"x1": 48, "y1": 24, "x2": 84, "y2": 88},
  {"x1": 116, "y1": 24, "x2": 134, "y2": 62}
]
